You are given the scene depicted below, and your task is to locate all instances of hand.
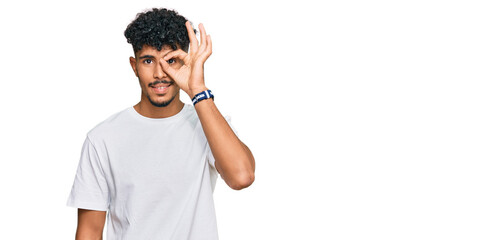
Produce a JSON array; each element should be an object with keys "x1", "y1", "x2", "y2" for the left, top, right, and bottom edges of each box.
[{"x1": 160, "y1": 21, "x2": 212, "y2": 98}]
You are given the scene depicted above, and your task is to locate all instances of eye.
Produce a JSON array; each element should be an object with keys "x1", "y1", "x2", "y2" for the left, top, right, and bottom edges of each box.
[
  {"x1": 167, "y1": 58, "x2": 176, "y2": 64},
  {"x1": 143, "y1": 59, "x2": 153, "y2": 64}
]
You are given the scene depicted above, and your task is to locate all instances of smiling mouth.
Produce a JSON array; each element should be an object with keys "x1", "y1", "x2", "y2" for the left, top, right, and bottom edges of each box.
[{"x1": 150, "y1": 82, "x2": 174, "y2": 94}]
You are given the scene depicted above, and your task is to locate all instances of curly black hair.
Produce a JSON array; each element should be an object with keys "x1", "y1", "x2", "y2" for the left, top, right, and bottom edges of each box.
[{"x1": 124, "y1": 8, "x2": 196, "y2": 54}]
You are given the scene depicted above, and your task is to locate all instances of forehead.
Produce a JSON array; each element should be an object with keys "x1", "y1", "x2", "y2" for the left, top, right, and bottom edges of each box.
[{"x1": 136, "y1": 45, "x2": 174, "y2": 58}]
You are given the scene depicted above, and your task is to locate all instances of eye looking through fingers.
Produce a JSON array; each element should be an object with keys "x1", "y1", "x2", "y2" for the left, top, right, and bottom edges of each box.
[{"x1": 164, "y1": 57, "x2": 183, "y2": 69}]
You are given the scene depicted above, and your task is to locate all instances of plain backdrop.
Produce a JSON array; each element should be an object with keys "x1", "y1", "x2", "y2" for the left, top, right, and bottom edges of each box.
[{"x1": 0, "y1": 0, "x2": 502, "y2": 239}]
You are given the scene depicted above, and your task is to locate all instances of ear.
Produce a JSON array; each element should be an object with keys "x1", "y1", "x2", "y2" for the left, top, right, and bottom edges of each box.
[{"x1": 129, "y1": 56, "x2": 138, "y2": 77}]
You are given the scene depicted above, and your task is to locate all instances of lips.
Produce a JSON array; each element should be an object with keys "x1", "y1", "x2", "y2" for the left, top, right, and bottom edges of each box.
[{"x1": 150, "y1": 82, "x2": 173, "y2": 94}]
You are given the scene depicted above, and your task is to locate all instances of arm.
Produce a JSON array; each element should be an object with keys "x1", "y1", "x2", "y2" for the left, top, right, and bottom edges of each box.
[
  {"x1": 194, "y1": 98, "x2": 255, "y2": 190},
  {"x1": 75, "y1": 209, "x2": 106, "y2": 240},
  {"x1": 161, "y1": 21, "x2": 255, "y2": 190}
]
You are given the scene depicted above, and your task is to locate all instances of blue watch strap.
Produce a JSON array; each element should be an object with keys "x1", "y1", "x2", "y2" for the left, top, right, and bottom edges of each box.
[{"x1": 192, "y1": 90, "x2": 214, "y2": 105}]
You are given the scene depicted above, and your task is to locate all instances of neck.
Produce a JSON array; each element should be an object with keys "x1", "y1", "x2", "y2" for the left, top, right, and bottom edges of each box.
[{"x1": 133, "y1": 96, "x2": 184, "y2": 119}]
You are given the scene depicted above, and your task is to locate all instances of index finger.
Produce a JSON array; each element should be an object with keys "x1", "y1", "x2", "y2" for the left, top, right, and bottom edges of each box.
[
  {"x1": 186, "y1": 21, "x2": 198, "y2": 53},
  {"x1": 163, "y1": 49, "x2": 188, "y2": 62}
]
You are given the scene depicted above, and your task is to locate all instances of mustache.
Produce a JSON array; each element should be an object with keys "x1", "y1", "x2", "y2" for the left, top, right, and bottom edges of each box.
[{"x1": 148, "y1": 80, "x2": 174, "y2": 87}]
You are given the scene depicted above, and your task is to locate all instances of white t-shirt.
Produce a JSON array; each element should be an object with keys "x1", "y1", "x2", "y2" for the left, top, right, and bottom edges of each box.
[{"x1": 67, "y1": 103, "x2": 232, "y2": 239}]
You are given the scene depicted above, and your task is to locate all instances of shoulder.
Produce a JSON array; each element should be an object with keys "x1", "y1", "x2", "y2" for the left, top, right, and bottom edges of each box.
[
  {"x1": 180, "y1": 103, "x2": 201, "y2": 128},
  {"x1": 86, "y1": 106, "x2": 131, "y2": 142},
  {"x1": 181, "y1": 103, "x2": 233, "y2": 126}
]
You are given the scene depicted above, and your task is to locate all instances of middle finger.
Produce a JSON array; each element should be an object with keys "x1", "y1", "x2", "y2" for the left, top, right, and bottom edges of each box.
[{"x1": 198, "y1": 23, "x2": 207, "y2": 51}]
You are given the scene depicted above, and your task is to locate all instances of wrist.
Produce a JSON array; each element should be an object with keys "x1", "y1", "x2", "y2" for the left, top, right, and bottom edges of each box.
[{"x1": 188, "y1": 86, "x2": 208, "y2": 99}]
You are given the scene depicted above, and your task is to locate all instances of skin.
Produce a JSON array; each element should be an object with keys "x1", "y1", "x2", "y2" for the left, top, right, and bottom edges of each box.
[
  {"x1": 76, "y1": 21, "x2": 255, "y2": 239},
  {"x1": 129, "y1": 43, "x2": 185, "y2": 118},
  {"x1": 75, "y1": 209, "x2": 106, "y2": 239}
]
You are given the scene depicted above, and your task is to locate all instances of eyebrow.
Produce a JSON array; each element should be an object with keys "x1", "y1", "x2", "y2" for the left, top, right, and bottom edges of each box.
[{"x1": 138, "y1": 55, "x2": 155, "y2": 59}]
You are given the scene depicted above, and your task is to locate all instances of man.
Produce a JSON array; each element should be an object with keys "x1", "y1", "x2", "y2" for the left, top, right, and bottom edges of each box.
[{"x1": 66, "y1": 8, "x2": 255, "y2": 239}]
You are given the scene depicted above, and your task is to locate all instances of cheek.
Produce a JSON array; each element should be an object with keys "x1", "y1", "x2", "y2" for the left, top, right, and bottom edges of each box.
[
  {"x1": 137, "y1": 74, "x2": 150, "y2": 89},
  {"x1": 137, "y1": 69, "x2": 152, "y2": 83}
]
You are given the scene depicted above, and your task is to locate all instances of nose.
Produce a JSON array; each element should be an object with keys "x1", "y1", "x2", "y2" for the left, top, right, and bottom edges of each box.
[{"x1": 153, "y1": 61, "x2": 168, "y2": 79}]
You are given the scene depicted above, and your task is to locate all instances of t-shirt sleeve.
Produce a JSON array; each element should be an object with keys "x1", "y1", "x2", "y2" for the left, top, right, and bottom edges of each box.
[
  {"x1": 66, "y1": 136, "x2": 110, "y2": 211},
  {"x1": 207, "y1": 116, "x2": 238, "y2": 169}
]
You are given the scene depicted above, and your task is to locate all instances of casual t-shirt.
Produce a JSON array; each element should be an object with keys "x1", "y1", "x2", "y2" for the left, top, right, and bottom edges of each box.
[{"x1": 67, "y1": 103, "x2": 233, "y2": 240}]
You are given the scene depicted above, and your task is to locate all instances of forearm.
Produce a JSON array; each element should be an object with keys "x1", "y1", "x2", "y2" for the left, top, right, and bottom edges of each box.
[{"x1": 193, "y1": 97, "x2": 255, "y2": 189}]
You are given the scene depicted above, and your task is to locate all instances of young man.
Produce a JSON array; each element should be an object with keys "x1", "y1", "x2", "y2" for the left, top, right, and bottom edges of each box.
[{"x1": 66, "y1": 8, "x2": 255, "y2": 239}]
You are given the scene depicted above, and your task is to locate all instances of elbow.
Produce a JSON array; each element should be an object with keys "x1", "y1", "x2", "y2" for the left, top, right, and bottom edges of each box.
[
  {"x1": 229, "y1": 171, "x2": 255, "y2": 190},
  {"x1": 220, "y1": 148, "x2": 256, "y2": 190}
]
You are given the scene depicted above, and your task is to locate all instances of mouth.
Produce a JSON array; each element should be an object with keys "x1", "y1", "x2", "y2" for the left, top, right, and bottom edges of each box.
[{"x1": 150, "y1": 82, "x2": 174, "y2": 95}]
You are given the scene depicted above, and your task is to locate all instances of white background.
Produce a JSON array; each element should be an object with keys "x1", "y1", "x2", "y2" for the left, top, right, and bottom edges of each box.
[{"x1": 0, "y1": 0, "x2": 502, "y2": 239}]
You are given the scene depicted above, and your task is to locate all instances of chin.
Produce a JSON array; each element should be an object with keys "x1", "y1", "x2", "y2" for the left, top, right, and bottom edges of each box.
[{"x1": 147, "y1": 93, "x2": 177, "y2": 108}]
